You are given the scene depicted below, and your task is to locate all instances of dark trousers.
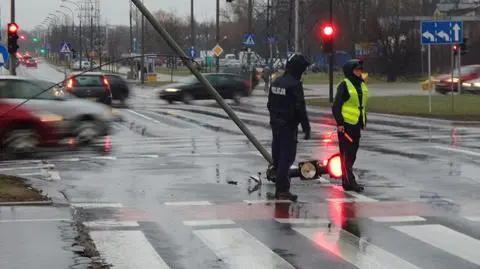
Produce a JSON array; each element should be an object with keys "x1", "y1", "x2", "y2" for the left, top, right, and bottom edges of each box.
[
  {"x1": 272, "y1": 126, "x2": 298, "y2": 193},
  {"x1": 337, "y1": 125, "x2": 361, "y2": 187}
]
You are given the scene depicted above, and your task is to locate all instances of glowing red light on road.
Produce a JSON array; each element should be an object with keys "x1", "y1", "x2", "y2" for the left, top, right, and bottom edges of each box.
[{"x1": 328, "y1": 154, "x2": 343, "y2": 179}]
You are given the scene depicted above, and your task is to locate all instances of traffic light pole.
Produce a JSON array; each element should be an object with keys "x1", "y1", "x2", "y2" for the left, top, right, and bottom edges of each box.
[
  {"x1": 9, "y1": 0, "x2": 16, "y2": 76},
  {"x1": 328, "y1": 0, "x2": 333, "y2": 103}
]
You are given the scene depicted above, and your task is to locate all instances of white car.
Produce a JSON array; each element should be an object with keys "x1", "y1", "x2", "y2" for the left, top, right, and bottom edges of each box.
[{"x1": 0, "y1": 76, "x2": 118, "y2": 143}]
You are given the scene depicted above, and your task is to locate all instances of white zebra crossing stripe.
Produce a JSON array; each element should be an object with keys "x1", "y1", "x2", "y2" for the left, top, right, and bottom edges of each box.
[
  {"x1": 71, "y1": 203, "x2": 124, "y2": 208},
  {"x1": 83, "y1": 220, "x2": 140, "y2": 228},
  {"x1": 393, "y1": 224, "x2": 480, "y2": 266},
  {"x1": 465, "y1": 216, "x2": 480, "y2": 221},
  {"x1": 90, "y1": 230, "x2": 171, "y2": 269},
  {"x1": 164, "y1": 201, "x2": 212, "y2": 206},
  {"x1": 193, "y1": 228, "x2": 296, "y2": 269},
  {"x1": 275, "y1": 218, "x2": 330, "y2": 225},
  {"x1": 293, "y1": 226, "x2": 421, "y2": 269},
  {"x1": 183, "y1": 219, "x2": 235, "y2": 227},
  {"x1": 370, "y1": 216, "x2": 426, "y2": 222}
]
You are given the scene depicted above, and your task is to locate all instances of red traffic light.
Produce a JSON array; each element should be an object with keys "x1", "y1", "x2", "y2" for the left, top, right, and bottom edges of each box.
[
  {"x1": 8, "y1": 23, "x2": 18, "y2": 33},
  {"x1": 327, "y1": 154, "x2": 343, "y2": 179},
  {"x1": 323, "y1": 26, "x2": 334, "y2": 36}
]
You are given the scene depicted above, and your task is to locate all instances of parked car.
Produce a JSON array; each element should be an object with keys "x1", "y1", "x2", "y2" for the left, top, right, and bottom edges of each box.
[
  {"x1": 0, "y1": 76, "x2": 117, "y2": 144},
  {"x1": 434, "y1": 65, "x2": 480, "y2": 94},
  {"x1": 0, "y1": 100, "x2": 60, "y2": 155},
  {"x1": 157, "y1": 73, "x2": 252, "y2": 104},
  {"x1": 104, "y1": 74, "x2": 130, "y2": 104},
  {"x1": 65, "y1": 72, "x2": 112, "y2": 106}
]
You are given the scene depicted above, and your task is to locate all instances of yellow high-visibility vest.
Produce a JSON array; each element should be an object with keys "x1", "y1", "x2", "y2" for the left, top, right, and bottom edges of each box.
[{"x1": 340, "y1": 78, "x2": 369, "y2": 125}]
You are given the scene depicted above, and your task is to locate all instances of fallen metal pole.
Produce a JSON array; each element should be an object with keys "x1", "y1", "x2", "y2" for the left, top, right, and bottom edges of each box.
[{"x1": 130, "y1": 0, "x2": 273, "y2": 164}]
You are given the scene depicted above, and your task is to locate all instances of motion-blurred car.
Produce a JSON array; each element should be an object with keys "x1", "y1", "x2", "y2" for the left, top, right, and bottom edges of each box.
[
  {"x1": 219, "y1": 67, "x2": 260, "y2": 90},
  {"x1": 0, "y1": 76, "x2": 117, "y2": 144},
  {"x1": 461, "y1": 77, "x2": 480, "y2": 94},
  {"x1": 24, "y1": 58, "x2": 38, "y2": 68},
  {"x1": 157, "y1": 73, "x2": 253, "y2": 104},
  {"x1": 434, "y1": 65, "x2": 480, "y2": 94},
  {"x1": 65, "y1": 72, "x2": 113, "y2": 106},
  {"x1": 0, "y1": 100, "x2": 60, "y2": 154}
]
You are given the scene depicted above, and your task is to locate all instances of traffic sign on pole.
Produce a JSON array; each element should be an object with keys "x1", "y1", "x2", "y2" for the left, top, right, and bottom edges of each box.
[
  {"x1": 188, "y1": 46, "x2": 196, "y2": 59},
  {"x1": 243, "y1": 33, "x2": 256, "y2": 46},
  {"x1": 421, "y1": 20, "x2": 463, "y2": 45},
  {"x1": 0, "y1": 43, "x2": 10, "y2": 67},
  {"x1": 60, "y1": 42, "x2": 71, "y2": 53},
  {"x1": 212, "y1": 44, "x2": 223, "y2": 57}
]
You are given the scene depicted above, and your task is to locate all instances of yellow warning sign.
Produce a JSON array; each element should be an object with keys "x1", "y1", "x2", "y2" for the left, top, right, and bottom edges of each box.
[{"x1": 212, "y1": 44, "x2": 223, "y2": 57}]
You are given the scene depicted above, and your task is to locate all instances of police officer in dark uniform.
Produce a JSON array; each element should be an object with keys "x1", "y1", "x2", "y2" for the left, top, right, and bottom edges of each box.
[
  {"x1": 267, "y1": 53, "x2": 311, "y2": 201},
  {"x1": 332, "y1": 59, "x2": 369, "y2": 193}
]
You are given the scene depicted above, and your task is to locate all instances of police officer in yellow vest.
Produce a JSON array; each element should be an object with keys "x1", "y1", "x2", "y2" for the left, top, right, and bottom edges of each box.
[{"x1": 332, "y1": 59, "x2": 368, "y2": 193}]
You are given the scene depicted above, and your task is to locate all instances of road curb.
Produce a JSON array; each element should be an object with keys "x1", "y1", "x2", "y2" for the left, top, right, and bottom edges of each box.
[{"x1": 0, "y1": 200, "x2": 53, "y2": 206}]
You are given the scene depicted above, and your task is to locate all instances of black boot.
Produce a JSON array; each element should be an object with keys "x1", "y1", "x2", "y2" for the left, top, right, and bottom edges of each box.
[
  {"x1": 343, "y1": 184, "x2": 364, "y2": 193},
  {"x1": 276, "y1": 191, "x2": 298, "y2": 202}
]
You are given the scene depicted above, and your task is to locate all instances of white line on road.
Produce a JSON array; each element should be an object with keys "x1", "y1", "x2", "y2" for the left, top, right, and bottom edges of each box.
[
  {"x1": 369, "y1": 216, "x2": 426, "y2": 222},
  {"x1": 432, "y1": 145, "x2": 480, "y2": 157},
  {"x1": 275, "y1": 218, "x2": 330, "y2": 225},
  {"x1": 17, "y1": 172, "x2": 43, "y2": 177},
  {"x1": 71, "y1": 203, "x2": 124, "y2": 208},
  {"x1": 84, "y1": 220, "x2": 140, "y2": 228},
  {"x1": 194, "y1": 228, "x2": 296, "y2": 269},
  {"x1": 90, "y1": 230, "x2": 171, "y2": 269},
  {"x1": 0, "y1": 164, "x2": 55, "y2": 172},
  {"x1": 127, "y1": 109, "x2": 163, "y2": 124},
  {"x1": 0, "y1": 218, "x2": 70, "y2": 223},
  {"x1": 330, "y1": 185, "x2": 379, "y2": 202},
  {"x1": 394, "y1": 224, "x2": 480, "y2": 266},
  {"x1": 243, "y1": 200, "x2": 292, "y2": 204},
  {"x1": 164, "y1": 201, "x2": 212, "y2": 206},
  {"x1": 294, "y1": 226, "x2": 421, "y2": 269},
  {"x1": 45, "y1": 169, "x2": 61, "y2": 181},
  {"x1": 183, "y1": 219, "x2": 235, "y2": 227},
  {"x1": 465, "y1": 216, "x2": 480, "y2": 221}
]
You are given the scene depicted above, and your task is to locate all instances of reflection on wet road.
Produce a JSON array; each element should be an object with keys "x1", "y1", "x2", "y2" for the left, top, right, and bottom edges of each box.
[{"x1": 7, "y1": 62, "x2": 480, "y2": 269}]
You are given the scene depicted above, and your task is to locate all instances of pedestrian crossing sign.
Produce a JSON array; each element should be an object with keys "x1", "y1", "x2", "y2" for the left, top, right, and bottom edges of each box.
[
  {"x1": 60, "y1": 42, "x2": 71, "y2": 53},
  {"x1": 243, "y1": 33, "x2": 256, "y2": 46}
]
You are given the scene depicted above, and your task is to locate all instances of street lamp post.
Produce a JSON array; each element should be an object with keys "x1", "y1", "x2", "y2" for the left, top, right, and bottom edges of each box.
[{"x1": 61, "y1": 0, "x2": 82, "y2": 69}]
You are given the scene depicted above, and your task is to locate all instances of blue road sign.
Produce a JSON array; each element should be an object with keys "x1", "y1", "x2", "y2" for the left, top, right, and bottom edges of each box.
[
  {"x1": 421, "y1": 20, "x2": 463, "y2": 45},
  {"x1": 59, "y1": 42, "x2": 72, "y2": 52},
  {"x1": 188, "y1": 47, "x2": 196, "y2": 59},
  {"x1": 0, "y1": 43, "x2": 9, "y2": 67},
  {"x1": 267, "y1": 36, "x2": 276, "y2": 45},
  {"x1": 243, "y1": 33, "x2": 256, "y2": 46}
]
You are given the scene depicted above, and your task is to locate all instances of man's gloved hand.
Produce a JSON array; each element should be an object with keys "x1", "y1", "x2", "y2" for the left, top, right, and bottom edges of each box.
[{"x1": 303, "y1": 129, "x2": 311, "y2": 140}]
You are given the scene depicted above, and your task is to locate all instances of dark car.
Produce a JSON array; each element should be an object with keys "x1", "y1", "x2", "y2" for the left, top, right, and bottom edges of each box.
[
  {"x1": 65, "y1": 72, "x2": 112, "y2": 106},
  {"x1": 157, "y1": 73, "x2": 252, "y2": 104},
  {"x1": 0, "y1": 101, "x2": 60, "y2": 155},
  {"x1": 434, "y1": 65, "x2": 480, "y2": 94},
  {"x1": 24, "y1": 58, "x2": 38, "y2": 68},
  {"x1": 104, "y1": 74, "x2": 130, "y2": 104}
]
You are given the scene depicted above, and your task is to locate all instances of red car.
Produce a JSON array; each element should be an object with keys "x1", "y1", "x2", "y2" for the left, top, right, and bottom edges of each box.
[
  {"x1": 434, "y1": 65, "x2": 480, "y2": 94},
  {"x1": 0, "y1": 101, "x2": 59, "y2": 155},
  {"x1": 24, "y1": 58, "x2": 38, "y2": 68}
]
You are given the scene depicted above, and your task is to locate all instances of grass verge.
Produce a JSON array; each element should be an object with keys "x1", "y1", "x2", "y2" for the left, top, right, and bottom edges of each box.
[
  {"x1": 0, "y1": 175, "x2": 48, "y2": 202},
  {"x1": 307, "y1": 95, "x2": 480, "y2": 121}
]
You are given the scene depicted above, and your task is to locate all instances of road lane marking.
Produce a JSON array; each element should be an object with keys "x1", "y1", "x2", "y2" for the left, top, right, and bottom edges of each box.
[
  {"x1": 331, "y1": 185, "x2": 379, "y2": 202},
  {"x1": 183, "y1": 219, "x2": 235, "y2": 227},
  {"x1": 369, "y1": 216, "x2": 426, "y2": 222},
  {"x1": 84, "y1": 220, "x2": 140, "y2": 228},
  {"x1": 432, "y1": 145, "x2": 480, "y2": 157},
  {"x1": 465, "y1": 216, "x2": 480, "y2": 221},
  {"x1": 0, "y1": 218, "x2": 70, "y2": 223},
  {"x1": 90, "y1": 230, "x2": 171, "y2": 269},
  {"x1": 0, "y1": 164, "x2": 55, "y2": 171},
  {"x1": 127, "y1": 109, "x2": 163, "y2": 124},
  {"x1": 194, "y1": 228, "x2": 296, "y2": 269},
  {"x1": 275, "y1": 218, "x2": 330, "y2": 225},
  {"x1": 294, "y1": 226, "x2": 421, "y2": 269},
  {"x1": 71, "y1": 203, "x2": 124, "y2": 208},
  {"x1": 393, "y1": 224, "x2": 480, "y2": 266},
  {"x1": 243, "y1": 200, "x2": 292, "y2": 204},
  {"x1": 164, "y1": 201, "x2": 212, "y2": 206}
]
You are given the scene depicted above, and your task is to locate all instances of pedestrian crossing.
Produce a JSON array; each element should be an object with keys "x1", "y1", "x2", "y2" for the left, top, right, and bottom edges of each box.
[{"x1": 72, "y1": 202, "x2": 480, "y2": 269}]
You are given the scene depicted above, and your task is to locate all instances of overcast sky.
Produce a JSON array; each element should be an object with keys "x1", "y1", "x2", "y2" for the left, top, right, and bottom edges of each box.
[{"x1": 0, "y1": 0, "x2": 218, "y2": 30}]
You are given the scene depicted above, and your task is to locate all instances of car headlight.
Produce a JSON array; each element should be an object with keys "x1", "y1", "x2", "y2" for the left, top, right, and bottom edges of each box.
[
  {"x1": 39, "y1": 113, "x2": 63, "y2": 123},
  {"x1": 473, "y1": 83, "x2": 480, "y2": 88},
  {"x1": 462, "y1": 82, "x2": 472, "y2": 87},
  {"x1": 447, "y1": 78, "x2": 459, "y2": 83},
  {"x1": 164, "y1": 88, "x2": 180, "y2": 92}
]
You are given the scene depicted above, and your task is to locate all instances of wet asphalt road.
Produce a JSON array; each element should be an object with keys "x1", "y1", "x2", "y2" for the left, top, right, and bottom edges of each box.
[{"x1": 8, "y1": 61, "x2": 480, "y2": 269}]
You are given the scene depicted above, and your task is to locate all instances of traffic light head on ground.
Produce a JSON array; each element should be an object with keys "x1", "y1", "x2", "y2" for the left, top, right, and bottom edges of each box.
[{"x1": 7, "y1": 23, "x2": 19, "y2": 54}]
